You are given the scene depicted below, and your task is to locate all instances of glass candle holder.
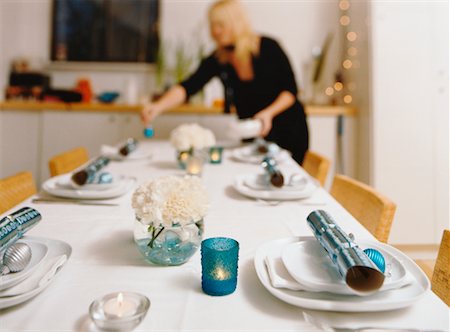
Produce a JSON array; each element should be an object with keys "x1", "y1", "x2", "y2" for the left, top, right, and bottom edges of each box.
[
  {"x1": 89, "y1": 291, "x2": 150, "y2": 331},
  {"x1": 201, "y1": 237, "x2": 239, "y2": 296},
  {"x1": 186, "y1": 155, "x2": 203, "y2": 176},
  {"x1": 209, "y1": 146, "x2": 223, "y2": 164}
]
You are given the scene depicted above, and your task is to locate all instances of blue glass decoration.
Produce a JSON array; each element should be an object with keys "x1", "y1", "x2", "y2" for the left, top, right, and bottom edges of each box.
[
  {"x1": 363, "y1": 248, "x2": 386, "y2": 273},
  {"x1": 209, "y1": 147, "x2": 223, "y2": 164},
  {"x1": 143, "y1": 126, "x2": 154, "y2": 138},
  {"x1": 201, "y1": 237, "x2": 239, "y2": 296}
]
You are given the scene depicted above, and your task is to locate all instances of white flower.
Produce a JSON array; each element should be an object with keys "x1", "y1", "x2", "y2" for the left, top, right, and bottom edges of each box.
[
  {"x1": 170, "y1": 123, "x2": 216, "y2": 151},
  {"x1": 132, "y1": 175, "x2": 209, "y2": 227}
]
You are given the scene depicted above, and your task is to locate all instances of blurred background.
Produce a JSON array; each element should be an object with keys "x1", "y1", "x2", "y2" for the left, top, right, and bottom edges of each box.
[{"x1": 0, "y1": 0, "x2": 448, "y2": 246}]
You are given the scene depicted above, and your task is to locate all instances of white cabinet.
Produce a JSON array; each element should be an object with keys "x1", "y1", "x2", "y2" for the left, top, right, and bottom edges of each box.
[
  {"x1": 0, "y1": 111, "x2": 41, "y2": 183},
  {"x1": 40, "y1": 111, "x2": 121, "y2": 181}
]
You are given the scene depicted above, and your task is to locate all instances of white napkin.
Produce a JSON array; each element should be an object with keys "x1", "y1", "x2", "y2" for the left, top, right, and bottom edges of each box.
[
  {"x1": 265, "y1": 252, "x2": 415, "y2": 294},
  {"x1": 264, "y1": 252, "x2": 306, "y2": 291},
  {"x1": 100, "y1": 145, "x2": 122, "y2": 159},
  {"x1": 0, "y1": 255, "x2": 67, "y2": 297}
]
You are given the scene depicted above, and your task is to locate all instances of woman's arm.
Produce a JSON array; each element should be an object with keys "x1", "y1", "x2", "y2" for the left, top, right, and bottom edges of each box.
[
  {"x1": 141, "y1": 54, "x2": 219, "y2": 125},
  {"x1": 253, "y1": 90, "x2": 296, "y2": 137},
  {"x1": 141, "y1": 85, "x2": 186, "y2": 125}
]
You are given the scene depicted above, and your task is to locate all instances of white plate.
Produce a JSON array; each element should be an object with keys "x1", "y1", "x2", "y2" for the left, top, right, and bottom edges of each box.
[
  {"x1": 0, "y1": 236, "x2": 72, "y2": 309},
  {"x1": 101, "y1": 144, "x2": 152, "y2": 161},
  {"x1": 254, "y1": 237, "x2": 430, "y2": 312},
  {"x1": 281, "y1": 239, "x2": 408, "y2": 296},
  {"x1": 234, "y1": 174, "x2": 317, "y2": 201},
  {"x1": 243, "y1": 174, "x2": 308, "y2": 192},
  {"x1": 42, "y1": 174, "x2": 136, "y2": 199},
  {"x1": 231, "y1": 145, "x2": 290, "y2": 164},
  {"x1": 0, "y1": 241, "x2": 48, "y2": 290},
  {"x1": 56, "y1": 174, "x2": 121, "y2": 191}
]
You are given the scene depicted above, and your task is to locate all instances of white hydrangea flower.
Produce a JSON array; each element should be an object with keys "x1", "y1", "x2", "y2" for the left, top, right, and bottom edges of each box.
[
  {"x1": 132, "y1": 175, "x2": 209, "y2": 227},
  {"x1": 170, "y1": 123, "x2": 216, "y2": 151}
]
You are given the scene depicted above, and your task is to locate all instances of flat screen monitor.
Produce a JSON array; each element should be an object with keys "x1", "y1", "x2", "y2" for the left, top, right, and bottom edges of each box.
[{"x1": 51, "y1": 0, "x2": 159, "y2": 63}]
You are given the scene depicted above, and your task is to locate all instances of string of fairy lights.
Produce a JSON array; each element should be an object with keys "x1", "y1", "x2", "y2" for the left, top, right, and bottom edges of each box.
[{"x1": 324, "y1": 0, "x2": 357, "y2": 105}]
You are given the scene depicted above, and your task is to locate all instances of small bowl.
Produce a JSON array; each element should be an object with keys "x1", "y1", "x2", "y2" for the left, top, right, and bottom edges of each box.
[
  {"x1": 97, "y1": 92, "x2": 120, "y2": 103},
  {"x1": 89, "y1": 292, "x2": 150, "y2": 331},
  {"x1": 228, "y1": 119, "x2": 262, "y2": 139}
]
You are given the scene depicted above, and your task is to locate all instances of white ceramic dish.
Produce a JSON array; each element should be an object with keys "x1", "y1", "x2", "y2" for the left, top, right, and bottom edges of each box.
[
  {"x1": 281, "y1": 239, "x2": 408, "y2": 296},
  {"x1": 100, "y1": 144, "x2": 152, "y2": 161},
  {"x1": 43, "y1": 174, "x2": 136, "y2": 199},
  {"x1": 231, "y1": 145, "x2": 290, "y2": 164},
  {"x1": 0, "y1": 241, "x2": 48, "y2": 291},
  {"x1": 56, "y1": 174, "x2": 121, "y2": 191},
  {"x1": 227, "y1": 119, "x2": 262, "y2": 139},
  {"x1": 234, "y1": 174, "x2": 317, "y2": 201},
  {"x1": 0, "y1": 236, "x2": 72, "y2": 309},
  {"x1": 243, "y1": 173, "x2": 308, "y2": 192},
  {"x1": 254, "y1": 237, "x2": 430, "y2": 312}
]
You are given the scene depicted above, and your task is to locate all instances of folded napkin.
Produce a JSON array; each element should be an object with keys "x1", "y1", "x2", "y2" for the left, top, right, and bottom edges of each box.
[
  {"x1": 100, "y1": 144, "x2": 121, "y2": 159},
  {"x1": 0, "y1": 255, "x2": 67, "y2": 297},
  {"x1": 265, "y1": 252, "x2": 414, "y2": 294},
  {"x1": 264, "y1": 252, "x2": 306, "y2": 291}
]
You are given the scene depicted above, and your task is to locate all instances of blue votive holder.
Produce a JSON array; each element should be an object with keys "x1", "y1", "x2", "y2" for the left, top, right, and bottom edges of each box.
[
  {"x1": 201, "y1": 237, "x2": 239, "y2": 296},
  {"x1": 209, "y1": 146, "x2": 223, "y2": 164}
]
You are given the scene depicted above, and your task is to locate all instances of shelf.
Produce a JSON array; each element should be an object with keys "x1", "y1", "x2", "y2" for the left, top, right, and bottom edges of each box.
[{"x1": 0, "y1": 101, "x2": 357, "y2": 116}]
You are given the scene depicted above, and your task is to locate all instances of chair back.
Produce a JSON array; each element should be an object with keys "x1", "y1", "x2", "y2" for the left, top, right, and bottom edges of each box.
[
  {"x1": 0, "y1": 171, "x2": 37, "y2": 214},
  {"x1": 302, "y1": 151, "x2": 331, "y2": 186},
  {"x1": 330, "y1": 174, "x2": 396, "y2": 243},
  {"x1": 49, "y1": 147, "x2": 89, "y2": 177},
  {"x1": 431, "y1": 229, "x2": 450, "y2": 306}
]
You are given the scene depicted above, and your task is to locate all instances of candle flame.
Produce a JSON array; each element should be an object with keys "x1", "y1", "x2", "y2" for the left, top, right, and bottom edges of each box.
[
  {"x1": 117, "y1": 293, "x2": 123, "y2": 305},
  {"x1": 215, "y1": 268, "x2": 229, "y2": 280}
]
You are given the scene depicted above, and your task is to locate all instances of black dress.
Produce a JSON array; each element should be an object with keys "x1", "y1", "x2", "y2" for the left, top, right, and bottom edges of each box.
[{"x1": 180, "y1": 36, "x2": 309, "y2": 164}]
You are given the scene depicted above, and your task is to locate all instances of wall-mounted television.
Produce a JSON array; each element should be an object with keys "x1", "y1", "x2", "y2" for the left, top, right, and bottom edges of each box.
[{"x1": 51, "y1": 0, "x2": 159, "y2": 63}]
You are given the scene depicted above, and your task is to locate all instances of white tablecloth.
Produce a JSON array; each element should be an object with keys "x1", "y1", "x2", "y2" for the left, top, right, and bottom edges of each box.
[{"x1": 1, "y1": 140, "x2": 449, "y2": 331}]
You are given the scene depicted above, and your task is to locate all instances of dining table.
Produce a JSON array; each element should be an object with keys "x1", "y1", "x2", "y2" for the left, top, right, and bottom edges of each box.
[{"x1": 1, "y1": 140, "x2": 449, "y2": 331}]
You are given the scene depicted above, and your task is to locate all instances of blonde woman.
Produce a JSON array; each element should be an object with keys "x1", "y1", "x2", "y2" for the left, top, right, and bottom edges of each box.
[{"x1": 141, "y1": 0, "x2": 309, "y2": 163}]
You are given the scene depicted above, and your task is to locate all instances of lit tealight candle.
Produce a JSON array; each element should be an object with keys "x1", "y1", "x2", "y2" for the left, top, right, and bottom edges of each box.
[
  {"x1": 209, "y1": 147, "x2": 223, "y2": 164},
  {"x1": 214, "y1": 267, "x2": 230, "y2": 281},
  {"x1": 103, "y1": 292, "x2": 137, "y2": 318},
  {"x1": 186, "y1": 156, "x2": 203, "y2": 176},
  {"x1": 89, "y1": 292, "x2": 150, "y2": 331}
]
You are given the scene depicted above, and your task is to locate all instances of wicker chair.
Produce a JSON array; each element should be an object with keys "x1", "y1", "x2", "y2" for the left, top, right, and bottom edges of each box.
[
  {"x1": 0, "y1": 171, "x2": 37, "y2": 214},
  {"x1": 302, "y1": 151, "x2": 331, "y2": 186},
  {"x1": 431, "y1": 230, "x2": 450, "y2": 306},
  {"x1": 48, "y1": 147, "x2": 89, "y2": 177},
  {"x1": 330, "y1": 174, "x2": 396, "y2": 243}
]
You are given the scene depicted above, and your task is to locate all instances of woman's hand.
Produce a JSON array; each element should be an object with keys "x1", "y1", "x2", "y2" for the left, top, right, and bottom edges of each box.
[
  {"x1": 253, "y1": 110, "x2": 274, "y2": 137},
  {"x1": 141, "y1": 103, "x2": 163, "y2": 125}
]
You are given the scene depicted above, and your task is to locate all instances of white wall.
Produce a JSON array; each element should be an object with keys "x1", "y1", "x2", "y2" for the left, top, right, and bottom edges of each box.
[
  {"x1": 370, "y1": 1, "x2": 449, "y2": 244},
  {"x1": 0, "y1": 0, "x2": 342, "y2": 103}
]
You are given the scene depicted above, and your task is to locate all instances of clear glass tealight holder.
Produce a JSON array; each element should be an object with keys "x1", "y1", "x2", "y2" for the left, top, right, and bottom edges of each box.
[
  {"x1": 186, "y1": 154, "x2": 204, "y2": 176},
  {"x1": 89, "y1": 291, "x2": 150, "y2": 331}
]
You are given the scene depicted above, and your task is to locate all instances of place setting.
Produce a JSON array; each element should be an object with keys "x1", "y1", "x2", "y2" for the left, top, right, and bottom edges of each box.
[
  {"x1": 40, "y1": 155, "x2": 136, "y2": 201},
  {"x1": 0, "y1": 207, "x2": 72, "y2": 309},
  {"x1": 254, "y1": 210, "x2": 430, "y2": 312},
  {"x1": 100, "y1": 138, "x2": 153, "y2": 161},
  {"x1": 233, "y1": 156, "x2": 319, "y2": 202},
  {"x1": 230, "y1": 138, "x2": 291, "y2": 165}
]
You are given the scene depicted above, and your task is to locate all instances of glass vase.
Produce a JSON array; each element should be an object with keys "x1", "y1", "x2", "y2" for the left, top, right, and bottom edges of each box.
[{"x1": 134, "y1": 218, "x2": 203, "y2": 266}]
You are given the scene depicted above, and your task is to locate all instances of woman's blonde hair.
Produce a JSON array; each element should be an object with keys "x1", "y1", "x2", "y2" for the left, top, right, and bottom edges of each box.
[{"x1": 208, "y1": 0, "x2": 259, "y2": 63}]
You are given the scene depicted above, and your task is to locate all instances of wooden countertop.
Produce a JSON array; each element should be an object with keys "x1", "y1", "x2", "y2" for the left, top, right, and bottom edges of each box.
[{"x1": 0, "y1": 101, "x2": 357, "y2": 116}]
